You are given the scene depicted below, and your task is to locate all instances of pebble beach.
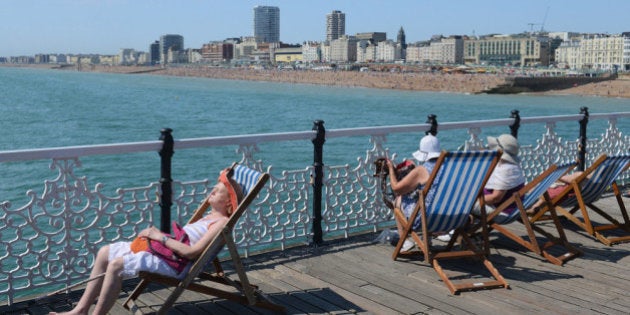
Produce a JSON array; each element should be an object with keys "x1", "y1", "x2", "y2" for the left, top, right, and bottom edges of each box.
[{"x1": 7, "y1": 64, "x2": 630, "y2": 98}]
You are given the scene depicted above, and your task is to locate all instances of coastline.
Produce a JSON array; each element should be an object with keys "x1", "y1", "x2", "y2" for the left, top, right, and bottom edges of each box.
[{"x1": 5, "y1": 63, "x2": 630, "y2": 98}]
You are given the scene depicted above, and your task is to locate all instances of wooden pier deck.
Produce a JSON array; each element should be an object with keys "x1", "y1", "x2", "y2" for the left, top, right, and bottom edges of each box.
[{"x1": 3, "y1": 194, "x2": 630, "y2": 315}]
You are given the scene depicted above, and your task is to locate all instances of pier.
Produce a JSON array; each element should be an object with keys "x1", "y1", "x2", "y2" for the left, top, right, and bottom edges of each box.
[
  {"x1": 2, "y1": 195, "x2": 629, "y2": 314},
  {"x1": 1, "y1": 110, "x2": 628, "y2": 313}
]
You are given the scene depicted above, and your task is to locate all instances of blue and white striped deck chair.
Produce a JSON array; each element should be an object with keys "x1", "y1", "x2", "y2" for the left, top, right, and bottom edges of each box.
[
  {"x1": 535, "y1": 154, "x2": 630, "y2": 246},
  {"x1": 392, "y1": 150, "x2": 509, "y2": 294},
  {"x1": 481, "y1": 162, "x2": 582, "y2": 265},
  {"x1": 125, "y1": 163, "x2": 284, "y2": 314}
]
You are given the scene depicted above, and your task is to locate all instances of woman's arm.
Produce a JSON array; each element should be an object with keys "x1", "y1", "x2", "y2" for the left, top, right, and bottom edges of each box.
[
  {"x1": 387, "y1": 160, "x2": 429, "y2": 196},
  {"x1": 484, "y1": 189, "x2": 506, "y2": 206},
  {"x1": 141, "y1": 218, "x2": 228, "y2": 261}
]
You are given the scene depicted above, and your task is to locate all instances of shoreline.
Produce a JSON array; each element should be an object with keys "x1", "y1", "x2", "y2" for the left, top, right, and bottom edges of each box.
[{"x1": 5, "y1": 63, "x2": 630, "y2": 98}]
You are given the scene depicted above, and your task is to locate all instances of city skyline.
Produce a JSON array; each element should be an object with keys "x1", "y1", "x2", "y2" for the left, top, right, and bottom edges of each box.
[{"x1": 1, "y1": 0, "x2": 629, "y2": 56}]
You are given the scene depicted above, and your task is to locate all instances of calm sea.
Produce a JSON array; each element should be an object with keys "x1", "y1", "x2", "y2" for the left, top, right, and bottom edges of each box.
[{"x1": 1, "y1": 66, "x2": 629, "y2": 206}]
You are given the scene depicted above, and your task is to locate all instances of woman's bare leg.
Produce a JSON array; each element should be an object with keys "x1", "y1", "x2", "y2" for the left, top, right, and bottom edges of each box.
[
  {"x1": 49, "y1": 245, "x2": 111, "y2": 315},
  {"x1": 91, "y1": 257, "x2": 124, "y2": 315}
]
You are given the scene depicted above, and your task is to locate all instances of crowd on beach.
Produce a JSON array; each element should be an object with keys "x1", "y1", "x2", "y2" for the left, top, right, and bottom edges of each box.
[{"x1": 8, "y1": 63, "x2": 630, "y2": 98}]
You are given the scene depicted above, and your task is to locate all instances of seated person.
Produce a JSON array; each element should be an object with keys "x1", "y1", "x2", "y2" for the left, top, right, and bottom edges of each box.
[
  {"x1": 527, "y1": 170, "x2": 590, "y2": 214},
  {"x1": 49, "y1": 169, "x2": 243, "y2": 315},
  {"x1": 471, "y1": 134, "x2": 526, "y2": 224},
  {"x1": 386, "y1": 134, "x2": 442, "y2": 249}
]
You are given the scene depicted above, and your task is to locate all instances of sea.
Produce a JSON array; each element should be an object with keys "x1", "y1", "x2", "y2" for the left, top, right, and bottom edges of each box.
[{"x1": 1, "y1": 66, "x2": 630, "y2": 208}]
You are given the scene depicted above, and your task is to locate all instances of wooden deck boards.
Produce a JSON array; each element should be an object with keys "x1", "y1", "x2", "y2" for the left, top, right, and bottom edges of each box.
[{"x1": 2, "y1": 195, "x2": 629, "y2": 315}]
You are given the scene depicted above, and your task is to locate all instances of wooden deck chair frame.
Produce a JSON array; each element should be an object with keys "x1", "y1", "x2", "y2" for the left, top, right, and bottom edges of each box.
[
  {"x1": 471, "y1": 162, "x2": 582, "y2": 266},
  {"x1": 530, "y1": 154, "x2": 630, "y2": 246},
  {"x1": 124, "y1": 163, "x2": 284, "y2": 314},
  {"x1": 392, "y1": 150, "x2": 509, "y2": 294}
]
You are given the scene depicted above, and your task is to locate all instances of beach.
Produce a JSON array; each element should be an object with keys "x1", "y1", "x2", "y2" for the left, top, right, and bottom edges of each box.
[{"x1": 7, "y1": 63, "x2": 630, "y2": 98}]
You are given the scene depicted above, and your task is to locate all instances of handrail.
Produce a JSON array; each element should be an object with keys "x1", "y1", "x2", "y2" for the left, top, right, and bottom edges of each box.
[{"x1": 2, "y1": 112, "x2": 629, "y2": 162}]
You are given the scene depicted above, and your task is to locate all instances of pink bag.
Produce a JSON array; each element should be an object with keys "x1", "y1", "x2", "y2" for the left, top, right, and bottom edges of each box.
[{"x1": 130, "y1": 221, "x2": 191, "y2": 273}]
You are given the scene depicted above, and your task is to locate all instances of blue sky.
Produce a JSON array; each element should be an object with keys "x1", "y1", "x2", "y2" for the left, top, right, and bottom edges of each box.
[{"x1": 2, "y1": 0, "x2": 628, "y2": 56}]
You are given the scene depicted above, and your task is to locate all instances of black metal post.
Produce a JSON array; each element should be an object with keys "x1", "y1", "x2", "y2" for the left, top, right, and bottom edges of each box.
[
  {"x1": 578, "y1": 107, "x2": 589, "y2": 171},
  {"x1": 426, "y1": 114, "x2": 438, "y2": 135},
  {"x1": 510, "y1": 110, "x2": 521, "y2": 138},
  {"x1": 159, "y1": 128, "x2": 174, "y2": 233},
  {"x1": 311, "y1": 120, "x2": 325, "y2": 246}
]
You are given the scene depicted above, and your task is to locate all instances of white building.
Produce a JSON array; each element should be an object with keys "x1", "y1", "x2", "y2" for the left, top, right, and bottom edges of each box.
[
  {"x1": 356, "y1": 40, "x2": 377, "y2": 62},
  {"x1": 329, "y1": 35, "x2": 357, "y2": 62},
  {"x1": 302, "y1": 42, "x2": 321, "y2": 62},
  {"x1": 376, "y1": 40, "x2": 398, "y2": 62}
]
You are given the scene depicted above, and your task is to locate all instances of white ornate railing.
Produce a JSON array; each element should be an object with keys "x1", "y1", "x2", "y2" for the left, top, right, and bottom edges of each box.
[{"x1": 0, "y1": 112, "x2": 628, "y2": 304}]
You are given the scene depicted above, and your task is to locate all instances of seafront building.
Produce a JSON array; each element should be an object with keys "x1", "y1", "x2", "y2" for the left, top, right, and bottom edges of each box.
[
  {"x1": 159, "y1": 34, "x2": 184, "y2": 64},
  {"x1": 326, "y1": 10, "x2": 345, "y2": 41},
  {"x1": 3, "y1": 4, "x2": 630, "y2": 73},
  {"x1": 556, "y1": 33, "x2": 629, "y2": 71},
  {"x1": 329, "y1": 35, "x2": 358, "y2": 63},
  {"x1": 254, "y1": 6, "x2": 280, "y2": 43},
  {"x1": 463, "y1": 34, "x2": 550, "y2": 67}
]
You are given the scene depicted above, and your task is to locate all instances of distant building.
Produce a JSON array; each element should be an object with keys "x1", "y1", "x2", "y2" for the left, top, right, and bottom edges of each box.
[
  {"x1": 326, "y1": 10, "x2": 345, "y2": 41},
  {"x1": 330, "y1": 35, "x2": 358, "y2": 62},
  {"x1": 201, "y1": 42, "x2": 234, "y2": 62},
  {"x1": 302, "y1": 41, "x2": 321, "y2": 62},
  {"x1": 556, "y1": 34, "x2": 628, "y2": 71},
  {"x1": 464, "y1": 34, "x2": 550, "y2": 67},
  {"x1": 159, "y1": 34, "x2": 184, "y2": 64},
  {"x1": 34, "y1": 54, "x2": 50, "y2": 64},
  {"x1": 357, "y1": 40, "x2": 377, "y2": 62},
  {"x1": 376, "y1": 40, "x2": 399, "y2": 62},
  {"x1": 119, "y1": 49, "x2": 138, "y2": 65},
  {"x1": 254, "y1": 6, "x2": 280, "y2": 43},
  {"x1": 234, "y1": 37, "x2": 258, "y2": 62},
  {"x1": 149, "y1": 41, "x2": 160, "y2": 65},
  {"x1": 397, "y1": 27, "x2": 407, "y2": 59},
  {"x1": 275, "y1": 47, "x2": 303, "y2": 63},
  {"x1": 356, "y1": 32, "x2": 387, "y2": 44}
]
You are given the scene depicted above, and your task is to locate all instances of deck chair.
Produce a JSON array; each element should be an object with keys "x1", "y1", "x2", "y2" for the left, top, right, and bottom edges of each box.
[
  {"x1": 471, "y1": 162, "x2": 582, "y2": 265},
  {"x1": 530, "y1": 154, "x2": 630, "y2": 246},
  {"x1": 392, "y1": 150, "x2": 509, "y2": 294},
  {"x1": 124, "y1": 163, "x2": 284, "y2": 314}
]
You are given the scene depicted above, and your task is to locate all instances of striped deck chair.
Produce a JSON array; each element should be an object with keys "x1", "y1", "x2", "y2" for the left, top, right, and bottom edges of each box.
[
  {"x1": 392, "y1": 150, "x2": 509, "y2": 294},
  {"x1": 124, "y1": 163, "x2": 284, "y2": 314},
  {"x1": 472, "y1": 162, "x2": 582, "y2": 265},
  {"x1": 530, "y1": 154, "x2": 630, "y2": 246}
]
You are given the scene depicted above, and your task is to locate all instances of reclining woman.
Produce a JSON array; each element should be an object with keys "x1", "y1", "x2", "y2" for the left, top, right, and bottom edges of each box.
[
  {"x1": 386, "y1": 134, "x2": 442, "y2": 250},
  {"x1": 50, "y1": 169, "x2": 244, "y2": 315}
]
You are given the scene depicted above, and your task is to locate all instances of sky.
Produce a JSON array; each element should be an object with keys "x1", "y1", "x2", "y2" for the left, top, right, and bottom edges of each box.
[{"x1": 2, "y1": 0, "x2": 629, "y2": 56}]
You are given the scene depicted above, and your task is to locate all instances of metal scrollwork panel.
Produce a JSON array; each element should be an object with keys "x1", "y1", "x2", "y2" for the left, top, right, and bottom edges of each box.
[
  {"x1": 0, "y1": 158, "x2": 158, "y2": 303},
  {"x1": 322, "y1": 135, "x2": 394, "y2": 238}
]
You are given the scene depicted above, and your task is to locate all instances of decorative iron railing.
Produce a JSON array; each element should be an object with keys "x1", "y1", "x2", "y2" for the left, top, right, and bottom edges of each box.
[{"x1": 0, "y1": 109, "x2": 628, "y2": 304}]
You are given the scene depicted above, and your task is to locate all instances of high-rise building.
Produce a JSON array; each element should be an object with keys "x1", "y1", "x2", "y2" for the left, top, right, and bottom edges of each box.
[
  {"x1": 326, "y1": 10, "x2": 345, "y2": 41},
  {"x1": 149, "y1": 40, "x2": 160, "y2": 65},
  {"x1": 159, "y1": 34, "x2": 184, "y2": 64},
  {"x1": 254, "y1": 6, "x2": 280, "y2": 43}
]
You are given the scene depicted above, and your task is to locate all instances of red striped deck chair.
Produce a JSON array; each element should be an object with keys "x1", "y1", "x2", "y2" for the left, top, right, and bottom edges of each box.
[
  {"x1": 530, "y1": 154, "x2": 630, "y2": 246},
  {"x1": 124, "y1": 163, "x2": 284, "y2": 314},
  {"x1": 472, "y1": 162, "x2": 582, "y2": 265},
  {"x1": 392, "y1": 150, "x2": 509, "y2": 294}
]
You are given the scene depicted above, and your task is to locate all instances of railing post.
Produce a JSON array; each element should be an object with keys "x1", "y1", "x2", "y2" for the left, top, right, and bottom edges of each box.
[
  {"x1": 426, "y1": 114, "x2": 438, "y2": 135},
  {"x1": 311, "y1": 120, "x2": 325, "y2": 246},
  {"x1": 510, "y1": 110, "x2": 521, "y2": 138},
  {"x1": 578, "y1": 107, "x2": 589, "y2": 171},
  {"x1": 159, "y1": 128, "x2": 174, "y2": 233}
]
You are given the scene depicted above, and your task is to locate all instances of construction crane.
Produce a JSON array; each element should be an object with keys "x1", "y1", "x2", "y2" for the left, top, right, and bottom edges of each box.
[
  {"x1": 527, "y1": 6, "x2": 550, "y2": 34},
  {"x1": 540, "y1": 6, "x2": 550, "y2": 32}
]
